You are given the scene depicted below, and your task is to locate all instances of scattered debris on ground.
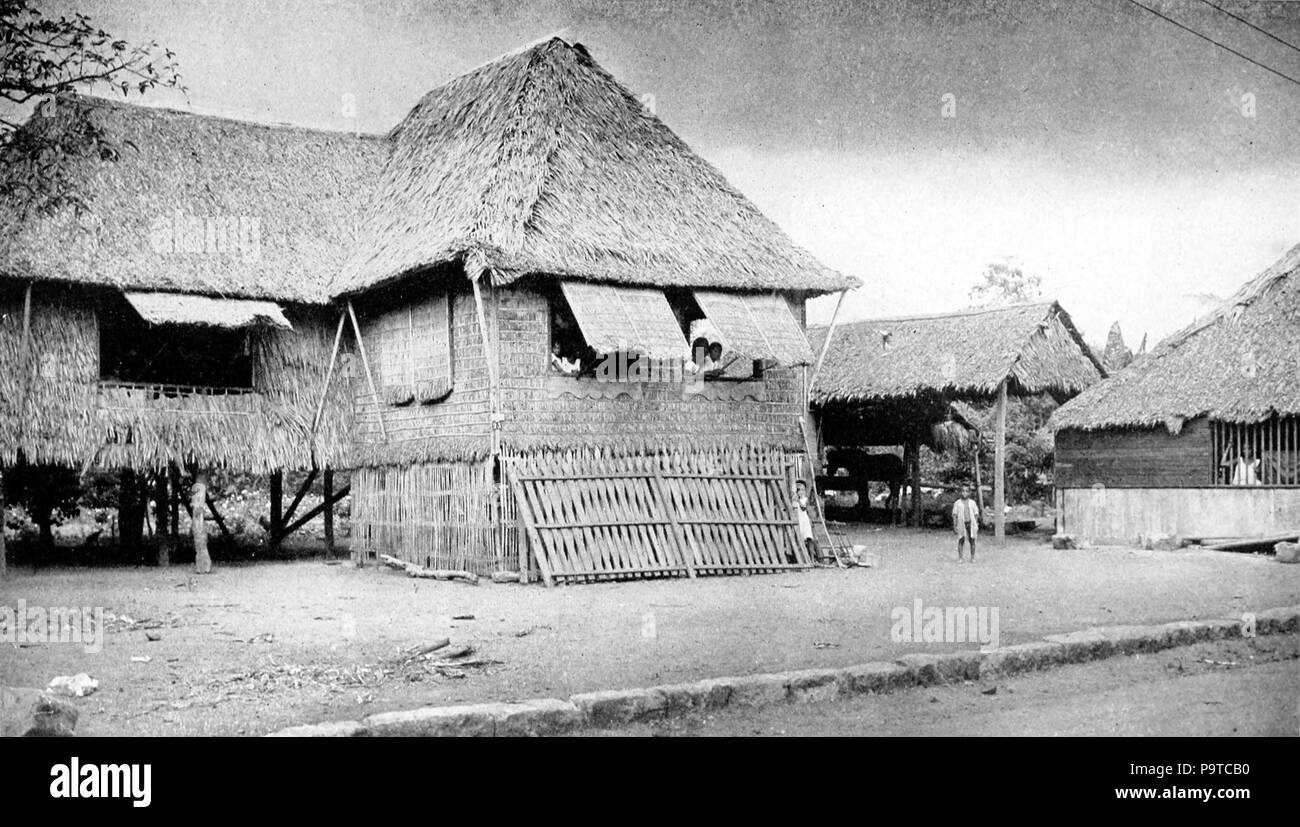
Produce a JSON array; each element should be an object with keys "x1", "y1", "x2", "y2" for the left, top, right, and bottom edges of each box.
[
  {"x1": 378, "y1": 554, "x2": 479, "y2": 585},
  {"x1": 47, "y1": 673, "x2": 98, "y2": 697}
]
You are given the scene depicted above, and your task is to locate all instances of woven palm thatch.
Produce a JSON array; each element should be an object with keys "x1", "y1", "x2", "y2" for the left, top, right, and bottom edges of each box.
[
  {"x1": 335, "y1": 37, "x2": 857, "y2": 297},
  {"x1": 1053, "y1": 244, "x2": 1300, "y2": 430},
  {"x1": 0, "y1": 93, "x2": 387, "y2": 303},
  {"x1": 809, "y1": 301, "x2": 1104, "y2": 406}
]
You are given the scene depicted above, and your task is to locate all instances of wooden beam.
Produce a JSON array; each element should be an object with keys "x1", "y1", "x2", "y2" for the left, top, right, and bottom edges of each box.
[
  {"x1": 206, "y1": 496, "x2": 235, "y2": 545},
  {"x1": 909, "y1": 435, "x2": 922, "y2": 528},
  {"x1": 470, "y1": 271, "x2": 500, "y2": 457},
  {"x1": 0, "y1": 469, "x2": 7, "y2": 579},
  {"x1": 994, "y1": 378, "x2": 1008, "y2": 544},
  {"x1": 269, "y1": 470, "x2": 283, "y2": 552},
  {"x1": 311, "y1": 311, "x2": 347, "y2": 435},
  {"x1": 323, "y1": 468, "x2": 335, "y2": 556},
  {"x1": 280, "y1": 485, "x2": 350, "y2": 539},
  {"x1": 347, "y1": 299, "x2": 387, "y2": 441},
  {"x1": 807, "y1": 288, "x2": 848, "y2": 396},
  {"x1": 279, "y1": 468, "x2": 319, "y2": 531}
]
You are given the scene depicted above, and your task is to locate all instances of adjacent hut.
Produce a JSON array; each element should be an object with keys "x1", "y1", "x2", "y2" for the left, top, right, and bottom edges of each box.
[
  {"x1": 0, "y1": 94, "x2": 385, "y2": 559},
  {"x1": 330, "y1": 38, "x2": 859, "y2": 584},
  {"x1": 1051, "y1": 244, "x2": 1300, "y2": 544},
  {"x1": 809, "y1": 301, "x2": 1104, "y2": 538}
]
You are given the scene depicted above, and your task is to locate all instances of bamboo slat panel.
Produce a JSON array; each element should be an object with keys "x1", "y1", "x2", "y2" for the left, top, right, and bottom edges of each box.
[
  {"x1": 507, "y1": 446, "x2": 809, "y2": 585},
  {"x1": 351, "y1": 460, "x2": 518, "y2": 575}
]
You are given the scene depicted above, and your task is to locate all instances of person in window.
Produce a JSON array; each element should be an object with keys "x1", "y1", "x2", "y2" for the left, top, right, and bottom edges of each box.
[
  {"x1": 550, "y1": 342, "x2": 581, "y2": 376},
  {"x1": 1220, "y1": 445, "x2": 1261, "y2": 485},
  {"x1": 686, "y1": 336, "x2": 709, "y2": 375},
  {"x1": 702, "y1": 342, "x2": 726, "y2": 377}
]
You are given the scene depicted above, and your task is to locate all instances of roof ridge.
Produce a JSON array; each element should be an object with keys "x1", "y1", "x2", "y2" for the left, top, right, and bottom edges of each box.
[
  {"x1": 811, "y1": 301, "x2": 1056, "y2": 330},
  {"x1": 62, "y1": 92, "x2": 389, "y2": 141}
]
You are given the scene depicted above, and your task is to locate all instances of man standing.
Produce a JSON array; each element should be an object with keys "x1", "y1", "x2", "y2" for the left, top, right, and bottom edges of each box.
[{"x1": 952, "y1": 484, "x2": 979, "y2": 562}]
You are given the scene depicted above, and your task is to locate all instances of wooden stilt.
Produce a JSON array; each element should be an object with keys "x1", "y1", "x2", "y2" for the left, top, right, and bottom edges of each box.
[
  {"x1": 192, "y1": 471, "x2": 211, "y2": 574},
  {"x1": 168, "y1": 463, "x2": 181, "y2": 539},
  {"x1": 909, "y1": 435, "x2": 922, "y2": 528},
  {"x1": 0, "y1": 469, "x2": 7, "y2": 578},
  {"x1": 323, "y1": 468, "x2": 335, "y2": 557},
  {"x1": 269, "y1": 470, "x2": 283, "y2": 553},
  {"x1": 994, "y1": 379, "x2": 1008, "y2": 544},
  {"x1": 154, "y1": 471, "x2": 172, "y2": 567}
]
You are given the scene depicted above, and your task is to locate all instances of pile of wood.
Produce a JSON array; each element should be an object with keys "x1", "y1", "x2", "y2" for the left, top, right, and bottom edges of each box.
[
  {"x1": 378, "y1": 554, "x2": 479, "y2": 585},
  {"x1": 1181, "y1": 532, "x2": 1299, "y2": 553}
]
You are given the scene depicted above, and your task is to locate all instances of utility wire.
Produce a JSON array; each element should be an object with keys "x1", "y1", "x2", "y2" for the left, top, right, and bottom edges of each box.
[
  {"x1": 1123, "y1": 0, "x2": 1300, "y2": 89},
  {"x1": 1195, "y1": 0, "x2": 1300, "y2": 58}
]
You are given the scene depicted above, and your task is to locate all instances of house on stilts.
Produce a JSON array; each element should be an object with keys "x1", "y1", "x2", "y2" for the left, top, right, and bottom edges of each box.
[
  {"x1": 0, "y1": 93, "x2": 384, "y2": 556},
  {"x1": 809, "y1": 302, "x2": 1104, "y2": 538},
  {"x1": 1051, "y1": 244, "x2": 1300, "y2": 545},
  {"x1": 0, "y1": 38, "x2": 859, "y2": 584},
  {"x1": 330, "y1": 37, "x2": 860, "y2": 584}
]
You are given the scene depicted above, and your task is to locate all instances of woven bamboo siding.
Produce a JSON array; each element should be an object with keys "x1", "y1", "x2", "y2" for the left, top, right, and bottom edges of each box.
[
  {"x1": 0, "y1": 283, "x2": 350, "y2": 472},
  {"x1": 351, "y1": 460, "x2": 520, "y2": 574},
  {"x1": 352, "y1": 286, "x2": 492, "y2": 465},
  {"x1": 508, "y1": 446, "x2": 809, "y2": 584},
  {"x1": 495, "y1": 286, "x2": 805, "y2": 454}
]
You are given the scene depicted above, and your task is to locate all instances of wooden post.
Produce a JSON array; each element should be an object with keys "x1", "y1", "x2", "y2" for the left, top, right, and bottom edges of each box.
[
  {"x1": 323, "y1": 468, "x2": 334, "y2": 557},
  {"x1": 269, "y1": 470, "x2": 283, "y2": 553},
  {"x1": 168, "y1": 462, "x2": 181, "y2": 538},
  {"x1": 0, "y1": 469, "x2": 7, "y2": 578},
  {"x1": 192, "y1": 471, "x2": 211, "y2": 574},
  {"x1": 346, "y1": 300, "x2": 387, "y2": 441},
  {"x1": 994, "y1": 379, "x2": 1008, "y2": 544},
  {"x1": 909, "y1": 435, "x2": 922, "y2": 528},
  {"x1": 154, "y1": 471, "x2": 172, "y2": 566},
  {"x1": 119, "y1": 469, "x2": 144, "y2": 553}
]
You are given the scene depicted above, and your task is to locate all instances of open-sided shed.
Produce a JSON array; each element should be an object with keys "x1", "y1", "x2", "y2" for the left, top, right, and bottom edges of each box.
[{"x1": 809, "y1": 301, "x2": 1104, "y2": 538}]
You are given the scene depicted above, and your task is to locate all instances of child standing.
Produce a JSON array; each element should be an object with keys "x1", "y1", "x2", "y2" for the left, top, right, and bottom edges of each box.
[
  {"x1": 952, "y1": 483, "x2": 979, "y2": 562},
  {"x1": 794, "y1": 479, "x2": 817, "y2": 563}
]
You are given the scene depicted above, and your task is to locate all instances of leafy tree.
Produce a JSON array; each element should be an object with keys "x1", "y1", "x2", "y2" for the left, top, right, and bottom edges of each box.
[
  {"x1": 2, "y1": 463, "x2": 81, "y2": 549},
  {"x1": 968, "y1": 259, "x2": 1042, "y2": 307},
  {"x1": 1, "y1": 0, "x2": 182, "y2": 215}
]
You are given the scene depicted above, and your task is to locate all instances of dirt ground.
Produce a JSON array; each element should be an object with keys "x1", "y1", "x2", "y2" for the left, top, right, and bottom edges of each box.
[
  {"x1": 1, "y1": 525, "x2": 1297, "y2": 736},
  {"x1": 592, "y1": 635, "x2": 1300, "y2": 737}
]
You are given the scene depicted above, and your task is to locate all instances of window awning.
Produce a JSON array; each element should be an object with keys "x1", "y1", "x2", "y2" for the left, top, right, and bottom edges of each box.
[
  {"x1": 692, "y1": 291, "x2": 814, "y2": 366},
  {"x1": 560, "y1": 282, "x2": 687, "y2": 360},
  {"x1": 124, "y1": 292, "x2": 293, "y2": 330}
]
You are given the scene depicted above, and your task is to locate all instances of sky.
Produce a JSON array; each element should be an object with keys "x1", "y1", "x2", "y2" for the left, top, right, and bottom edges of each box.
[{"x1": 31, "y1": 0, "x2": 1300, "y2": 348}]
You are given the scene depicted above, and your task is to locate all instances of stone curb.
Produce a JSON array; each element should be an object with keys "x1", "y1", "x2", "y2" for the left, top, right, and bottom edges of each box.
[{"x1": 265, "y1": 604, "x2": 1299, "y2": 736}]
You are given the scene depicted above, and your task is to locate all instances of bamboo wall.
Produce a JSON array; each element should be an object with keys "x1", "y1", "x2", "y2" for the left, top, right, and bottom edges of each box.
[
  {"x1": 0, "y1": 281, "x2": 350, "y2": 472},
  {"x1": 1059, "y1": 486, "x2": 1300, "y2": 545},
  {"x1": 495, "y1": 285, "x2": 806, "y2": 454},
  {"x1": 351, "y1": 284, "x2": 492, "y2": 465},
  {"x1": 350, "y1": 459, "x2": 521, "y2": 575}
]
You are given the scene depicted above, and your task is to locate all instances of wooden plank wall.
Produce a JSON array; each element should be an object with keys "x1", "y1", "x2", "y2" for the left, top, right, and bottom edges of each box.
[
  {"x1": 1059, "y1": 486, "x2": 1300, "y2": 545},
  {"x1": 1055, "y1": 419, "x2": 1211, "y2": 488}
]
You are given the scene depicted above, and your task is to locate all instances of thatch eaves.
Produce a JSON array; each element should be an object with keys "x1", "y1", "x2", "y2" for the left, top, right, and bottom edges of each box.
[
  {"x1": 1052, "y1": 244, "x2": 1300, "y2": 430},
  {"x1": 809, "y1": 301, "x2": 1104, "y2": 406},
  {"x1": 334, "y1": 37, "x2": 857, "y2": 298},
  {"x1": 0, "y1": 94, "x2": 388, "y2": 304}
]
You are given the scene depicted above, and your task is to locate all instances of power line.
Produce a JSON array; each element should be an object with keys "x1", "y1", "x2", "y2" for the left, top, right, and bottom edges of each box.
[
  {"x1": 1122, "y1": 0, "x2": 1300, "y2": 90},
  {"x1": 1195, "y1": 0, "x2": 1300, "y2": 58}
]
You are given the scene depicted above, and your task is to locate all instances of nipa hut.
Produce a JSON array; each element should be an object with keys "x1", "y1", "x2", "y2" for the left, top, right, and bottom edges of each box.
[
  {"x1": 1051, "y1": 244, "x2": 1300, "y2": 545},
  {"x1": 809, "y1": 301, "x2": 1104, "y2": 538},
  {"x1": 0, "y1": 93, "x2": 386, "y2": 556},
  {"x1": 330, "y1": 37, "x2": 859, "y2": 584}
]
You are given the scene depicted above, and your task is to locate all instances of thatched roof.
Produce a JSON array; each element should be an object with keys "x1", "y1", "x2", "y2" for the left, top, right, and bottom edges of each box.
[
  {"x1": 1053, "y1": 244, "x2": 1300, "y2": 430},
  {"x1": 0, "y1": 94, "x2": 388, "y2": 303},
  {"x1": 809, "y1": 301, "x2": 1104, "y2": 406},
  {"x1": 334, "y1": 37, "x2": 856, "y2": 298}
]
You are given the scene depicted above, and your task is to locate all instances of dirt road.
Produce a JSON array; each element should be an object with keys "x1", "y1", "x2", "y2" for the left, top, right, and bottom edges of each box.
[{"x1": 588, "y1": 635, "x2": 1300, "y2": 736}]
